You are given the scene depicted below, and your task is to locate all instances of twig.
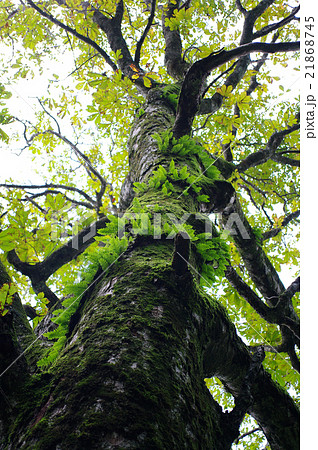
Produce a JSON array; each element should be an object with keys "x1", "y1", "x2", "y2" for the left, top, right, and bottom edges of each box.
[
  {"x1": 25, "y1": 0, "x2": 117, "y2": 70},
  {"x1": 234, "y1": 427, "x2": 262, "y2": 444},
  {"x1": 134, "y1": 0, "x2": 156, "y2": 66}
]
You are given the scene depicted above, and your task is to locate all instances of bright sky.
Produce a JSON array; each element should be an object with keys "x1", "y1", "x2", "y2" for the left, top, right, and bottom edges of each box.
[
  {"x1": 1, "y1": 3, "x2": 313, "y2": 445},
  {"x1": 0, "y1": 52, "x2": 78, "y2": 183},
  {"x1": 1, "y1": 63, "x2": 300, "y2": 182}
]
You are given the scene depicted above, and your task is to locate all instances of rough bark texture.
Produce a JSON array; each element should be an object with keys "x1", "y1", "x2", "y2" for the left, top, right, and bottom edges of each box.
[{"x1": 0, "y1": 87, "x2": 299, "y2": 449}]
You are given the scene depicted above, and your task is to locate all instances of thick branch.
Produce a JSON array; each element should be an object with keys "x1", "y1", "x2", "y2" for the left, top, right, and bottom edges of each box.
[
  {"x1": 219, "y1": 347, "x2": 265, "y2": 447},
  {"x1": 219, "y1": 195, "x2": 285, "y2": 303},
  {"x1": 162, "y1": 1, "x2": 190, "y2": 79},
  {"x1": 173, "y1": 41, "x2": 299, "y2": 137},
  {"x1": 219, "y1": 194, "x2": 300, "y2": 354},
  {"x1": 272, "y1": 153, "x2": 300, "y2": 167},
  {"x1": 287, "y1": 346, "x2": 300, "y2": 373},
  {"x1": 6, "y1": 215, "x2": 109, "y2": 306},
  {"x1": 235, "y1": 0, "x2": 247, "y2": 15},
  {"x1": 225, "y1": 265, "x2": 274, "y2": 321},
  {"x1": 225, "y1": 265, "x2": 300, "y2": 343},
  {"x1": 204, "y1": 306, "x2": 299, "y2": 449},
  {"x1": 285, "y1": 276, "x2": 300, "y2": 299},
  {"x1": 239, "y1": 0, "x2": 276, "y2": 44},
  {"x1": 7, "y1": 216, "x2": 109, "y2": 284}
]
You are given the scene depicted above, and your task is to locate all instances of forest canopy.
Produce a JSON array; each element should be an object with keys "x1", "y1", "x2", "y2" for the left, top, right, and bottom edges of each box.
[{"x1": 0, "y1": 0, "x2": 300, "y2": 448}]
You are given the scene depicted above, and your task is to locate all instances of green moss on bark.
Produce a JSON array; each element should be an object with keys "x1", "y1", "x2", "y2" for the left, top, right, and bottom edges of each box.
[{"x1": 6, "y1": 238, "x2": 231, "y2": 449}]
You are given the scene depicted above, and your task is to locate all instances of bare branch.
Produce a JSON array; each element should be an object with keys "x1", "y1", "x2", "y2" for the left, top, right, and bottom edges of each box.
[
  {"x1": 23, "y1": 189, "x2": 96, "y2": 210},
  {"x1": 22, "y1": 195, "x2": 48, "y2": 215},
  {"x1": 0, "y1": 183, "x2": 96, "y2": 207},
  {"x1": 246, "y1": 32, "x2": 279, "y2": 96},
  {"x1": 37, "y1": 98, "x2": 61, "y2": 134},
  {"x1": 7, "y1": 119, "x2": 116, "y2": 213}
]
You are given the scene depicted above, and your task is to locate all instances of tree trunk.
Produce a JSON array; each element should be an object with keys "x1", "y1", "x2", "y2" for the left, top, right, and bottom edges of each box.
[{"x1": 0, "y1": 88, "x2": 299, "y2": 449}]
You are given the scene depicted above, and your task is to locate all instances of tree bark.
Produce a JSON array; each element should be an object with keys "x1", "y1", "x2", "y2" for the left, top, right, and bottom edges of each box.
[{"x1": 0, "y1": 87, "x2": 299, "y2": 449}]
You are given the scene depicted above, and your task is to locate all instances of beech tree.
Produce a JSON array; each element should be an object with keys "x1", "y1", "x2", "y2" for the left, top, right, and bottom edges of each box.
[{"x1": 0, "y1": 0, "x2": 300, "y2": 448}]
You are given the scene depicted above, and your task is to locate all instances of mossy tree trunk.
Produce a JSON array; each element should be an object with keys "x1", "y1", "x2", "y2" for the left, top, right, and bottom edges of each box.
[{"x1": 0, "y1": 89, "x2": 299, "y2": 449}]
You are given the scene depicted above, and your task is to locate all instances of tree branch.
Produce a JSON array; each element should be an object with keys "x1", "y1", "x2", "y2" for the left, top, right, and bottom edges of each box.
[
  {"x1": 225, "y1": 265, "x2": 274, "y2": 321},
  {"x1": 0, "y1": 183, "x2": 97, "y2": 209},
  {"x1": 271, "y1": 153, "x2": 300, "y2": 167},
  {"x1": 173, "y1": 41, "x2": 299, "y2": 138},
  {"x1": 37, "y1": 98, "x2": 61, "y2": 134},
  {"x1": 234, "y1": 427, "x2": 262, "y2": 445},
  {"x1": 235, "y1": 0, "x2": 247, "y2": 16},
  {"x1": 13, "y1": 116, "x2": 115, "y2": 213},
  {"x1": 246, "y1": 31, "x2": 279, "y2": 96},
  {"x1": 6, "y1": 215, "x2": 110, "y2": 305},
  {"x1": 239, "y1": 0, "x2": 276, "y2": 45},
  {"x1": 225, "y1": 265, "x2": 300, "y2": 344},
  {"x1": 287, "y1": 346, "x2": 300, "y2": 373},
  {"x1": 219, "y1": 347, "x2": 265, "y2": 448},
  {"x1": 134, "y1": 0, "x2": 156, "y2": 66},
  {"x1": 199, "y1": 0, "x2": 297, "y2": 117},
  {"x1": 204, "y1": 305, "x2": 299, "y2": 449},
  {"x1": 219, "y1": 195, "x2": 289, "y2": 303},
  {"x1": 262, "y1": 210, "x2": 300, "y2": 241},
  {"x1": 25, "y1": 0, "x2": 117, "y2": 70},
  {"x1": 46, "y1": 130, "x2": 112, "y2": 212},
  {"x1": 253, "y1": 6, "x2": 300, "y2": 40},
  {"x1": 162, "y1": 0, "x2": 190, "y2": 79},
  {"x1": 25, "y1": 189, "x2": 95, "y2": 209},
  {"x1": 236, "y1": 120, "x2": 300, "y2": 173},
  {"x1": 285, "y1": 276, "x2": 300, "y2": 299}
]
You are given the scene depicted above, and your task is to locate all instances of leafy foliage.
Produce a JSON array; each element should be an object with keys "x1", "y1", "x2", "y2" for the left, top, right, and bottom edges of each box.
[
  {"x1": 0, "y1": 282, "x2": 17, "y2": 317},
  {"x1": 0, "y1": 0, "x2": 300, "y2": 446},
  {"x1": 38, "y1": 231, "x2": 129, "y2": 368}
]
